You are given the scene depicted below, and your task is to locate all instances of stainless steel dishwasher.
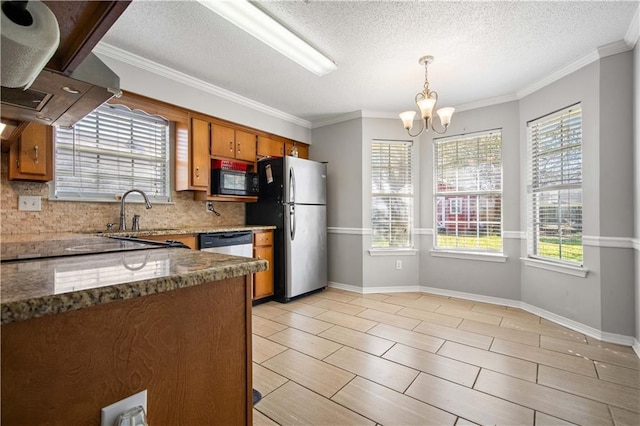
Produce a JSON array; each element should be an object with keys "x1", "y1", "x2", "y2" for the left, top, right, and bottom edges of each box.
[{"x1": 198, "y1": 231, "x2": 253, "y2": 257}]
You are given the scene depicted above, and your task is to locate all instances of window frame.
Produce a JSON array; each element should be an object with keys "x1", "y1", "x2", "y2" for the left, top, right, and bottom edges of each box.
[
  {"x1": 433, "y1": 129, "x2": 503, "y2": 253},
  {"x1": 51, "y1": 103, "x2": 172, "y2": 204},
  {"x1": 526, "y1": 103, "x2": 583, "y2": 266},
  {"x1": 370, "y1": 139, "x2": 414, "y2": 250}
]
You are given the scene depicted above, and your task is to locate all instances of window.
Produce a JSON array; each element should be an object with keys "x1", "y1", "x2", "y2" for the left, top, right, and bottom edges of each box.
[
  {"x1": 371, "y1": 140, "x2": 413, "y2": 248},
  {"x1": 527, "y1": 104, "x2": 582, "y2": 264},
  {"x1": 53, "y1": 103, "x2": 171, "y2": 203},
  {"x1": 434, "y1": 130, "x2": 502, "y2": 251}
]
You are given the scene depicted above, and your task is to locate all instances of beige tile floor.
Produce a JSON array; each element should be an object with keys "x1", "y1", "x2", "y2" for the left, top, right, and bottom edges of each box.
[{"x1": 252, "y1": 288, "x2": 640, "y2": 426}]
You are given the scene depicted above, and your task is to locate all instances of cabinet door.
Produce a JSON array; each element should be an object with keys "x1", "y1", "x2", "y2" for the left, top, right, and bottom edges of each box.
[
  {"x1": 235, "y1": 130, "x2": 256, "y2": 162},
  {"x1": 9, "y1": 123, "x2": 52, "y2": 181},
  {"x1": 285, "y1": 141, "x2": 309, "y2": 160},
  {"x1": 253, "y1": 246, "x2": 274, "y2": 299},
  {"x1": 257, "y1": 136, "x2": 284, "y2": 158},
  {"x1": 191, "y1": 118, "x2": 210, "y2": 189},
  {"x1": 144, "y1": 234, "x2": 197, "y2": 249},
  {"x1": 211, "y1": 123, "x2": 236, "y2": 158}
]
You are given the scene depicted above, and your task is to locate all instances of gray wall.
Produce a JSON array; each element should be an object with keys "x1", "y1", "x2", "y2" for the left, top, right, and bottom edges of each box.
[
  {"x1": 311, "y1": 119, "x2": 364, "y2": 288},
  {"x1": 420, "y1": 101, "x2": 522, "y2": 300},
  {"x1": 598, "y1": 52, "x2": 635, "y2": 336},
  {"x1": 519, "y1": 51, "x2": 636, "y2": 335},
  {"x1": 635, "y1": 44, "x2": 640, "y2": 345}
]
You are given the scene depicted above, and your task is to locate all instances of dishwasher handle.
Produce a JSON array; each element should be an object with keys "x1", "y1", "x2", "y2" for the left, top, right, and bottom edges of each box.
[{"x1": 198, "y1": 231, "x2": 253, "y2": 249}]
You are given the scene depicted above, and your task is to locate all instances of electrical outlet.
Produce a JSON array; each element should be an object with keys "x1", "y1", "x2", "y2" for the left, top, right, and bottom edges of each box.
[
  {"x1": 395, "y1": 260, "x2": 402, "y2": 270},
  {"x1": 101, "y1": 390, "x2": 147, "y2": 426},
  {"x1": 206, "y1": 201, "x2": 214, "y2": 213},
  {"x1": 18, "y1": 195, "x2": 41, "y2": 211}
]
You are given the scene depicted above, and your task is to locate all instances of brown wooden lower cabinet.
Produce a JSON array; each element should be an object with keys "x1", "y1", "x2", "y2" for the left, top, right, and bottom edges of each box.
[
  {"x1": 1, "y1": 276, "x2": 253, "y2": 425},
  {"x1": 143, "y1": 233, "x2": 198, "y2": 249},
  {"x1": 253, "y1": 230, "x2": 274, "y2": 300}
]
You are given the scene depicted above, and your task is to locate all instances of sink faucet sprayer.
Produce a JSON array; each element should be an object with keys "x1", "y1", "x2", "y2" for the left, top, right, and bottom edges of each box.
[{"x1": 119, "y1": 189, "x2": 152, "y2": 231}]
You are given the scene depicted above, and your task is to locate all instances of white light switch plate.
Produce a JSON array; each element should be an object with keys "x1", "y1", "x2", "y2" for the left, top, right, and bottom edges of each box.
[
  {"x1": 18, "y1": 195, "x2": 41, "y2": 211},
  {"x1": 101, "y1": 390, "x2": 147, "y2": 426}
]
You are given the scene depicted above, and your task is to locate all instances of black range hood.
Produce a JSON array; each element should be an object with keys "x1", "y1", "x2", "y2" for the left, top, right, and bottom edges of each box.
[{"x1": 1, "y1": 52, "x2": 121, "y2": 129}]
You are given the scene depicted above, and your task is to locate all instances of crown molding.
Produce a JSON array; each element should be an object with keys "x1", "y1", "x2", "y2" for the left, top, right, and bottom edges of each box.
[
  {"x1": 311, "y1": 111, "x2": 363, "y2": 129},
  {"x1": 624, "y1": 4, "x2": 640, "y2": 47},
  {"x1": 454, "y1": 93, "x2": 519, "y2": 113},
  {"x1": 597, "y1": 40, "x2": 634, "y2": 58},
  {"x1": 516, "y1": 49, "x2": 601, "y2": 99},
  {"x1": 93, "y1": 42, "x2": 312, "y2": 129}
]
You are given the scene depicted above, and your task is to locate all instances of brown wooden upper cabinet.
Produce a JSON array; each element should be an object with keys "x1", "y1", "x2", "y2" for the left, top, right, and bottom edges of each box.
[
  {"x1": 9, "y1": 123, "x2": 53, "y2": 181},
  {"x1": 257, "y1": 136, "x2": 310, "y2": 160},
  {"x1": 257, "y1": 136, "x2": 284, "y2": 158},
  {"x1": 211, "y1": 123, "x2": 256, "y2": 162},
  {"x1": 190, "y1": 118, "x2": 211, "y2": 190},
  {"x1": 285, "y1": 140, "x2": 309, "y2": 159}
]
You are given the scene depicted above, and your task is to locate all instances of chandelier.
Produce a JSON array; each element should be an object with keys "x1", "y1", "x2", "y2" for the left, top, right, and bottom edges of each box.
[{"x1": 399, "y1": 55, "x2": 454, "y2": 136}]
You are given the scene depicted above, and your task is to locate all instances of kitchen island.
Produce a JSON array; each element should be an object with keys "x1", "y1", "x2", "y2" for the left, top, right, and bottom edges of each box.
[{"x1": 1, "y1": 237, "x2": 267, "y2": 425}]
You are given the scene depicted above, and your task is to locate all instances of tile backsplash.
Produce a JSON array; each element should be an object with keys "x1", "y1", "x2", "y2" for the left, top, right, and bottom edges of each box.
[{"x1": 0, "y1": 154, "x2": 244, "y2": 235}]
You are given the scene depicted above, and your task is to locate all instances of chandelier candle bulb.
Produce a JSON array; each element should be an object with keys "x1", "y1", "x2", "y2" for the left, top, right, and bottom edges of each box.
[{"x1": 400, "y1": 55, "x2": 454, "y2": 136}]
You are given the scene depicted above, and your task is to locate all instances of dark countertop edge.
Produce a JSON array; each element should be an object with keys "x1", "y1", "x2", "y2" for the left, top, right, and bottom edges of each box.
[
  {"x1": 1, "y1": 257, "x2": 268, "y2": 325},
  {"x1": 95, "y1": 225, "x2": 277, "y2": 238}
]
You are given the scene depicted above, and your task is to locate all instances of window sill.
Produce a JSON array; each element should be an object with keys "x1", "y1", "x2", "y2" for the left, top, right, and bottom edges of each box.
[
  {"x1": 521, "y1": 257, "x2": 588, "y2": 278},
  {"x1": 368, "y1": 249, "x2": 418, "y2": 256},
  {"x1": 430, "y1": 249, "x2": 507, "y2": 263}
]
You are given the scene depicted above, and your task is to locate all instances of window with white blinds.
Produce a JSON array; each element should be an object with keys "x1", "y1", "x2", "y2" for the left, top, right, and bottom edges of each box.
[
  {"x1": 434, "y1": 130, "x2": 502, "y2": 251},
  {"x1": 53, "y1": 103, "x2": 171, "y2": 203},
  {"x1": 527, "y1": 104, "x2": 582, "y2": 264},
  {"x1": 371, "y1": 141, "x2": 413, "y2": 248}
]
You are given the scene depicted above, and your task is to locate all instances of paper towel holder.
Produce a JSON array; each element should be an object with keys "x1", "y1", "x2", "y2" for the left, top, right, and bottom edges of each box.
[{"x1": 2, "y1": 1, "x2": 33, "y2": 27}]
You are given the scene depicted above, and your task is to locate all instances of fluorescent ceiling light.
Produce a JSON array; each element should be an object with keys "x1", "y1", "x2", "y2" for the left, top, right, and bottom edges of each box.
[{"x1": 198, "y1": 0, "x2": 337, "y2": 76}]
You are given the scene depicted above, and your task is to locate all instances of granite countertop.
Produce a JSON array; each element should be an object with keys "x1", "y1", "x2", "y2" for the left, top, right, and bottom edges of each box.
[
  {"x1": 95, "y1": 225, "x2": 277, "y2": 238},
  {"x1": 0, "y1": 225, "x2": 277, "y2": 243},
  {"x1": 1, "y1": 247, "x2": 267, "y2": 325}
]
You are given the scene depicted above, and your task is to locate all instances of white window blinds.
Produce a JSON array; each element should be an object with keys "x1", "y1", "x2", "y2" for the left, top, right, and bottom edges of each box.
[
  {"x1": 371, "y1": 141, "x2": 413, "y2": 248},
  {"x1": 527, "y1": 104, "x2": 583, "y2": 264},
  {"x1": 433, "y1": 130, "x2": 502, "y2": 251},
  {"x1": 53, "y1": 104, "x2": 171, "y2": 203}
]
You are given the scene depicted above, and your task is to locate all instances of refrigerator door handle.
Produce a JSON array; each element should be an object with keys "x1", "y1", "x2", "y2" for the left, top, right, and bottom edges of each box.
[
  {"x1": 290, "y1": 203, "x2": 296, "y2": 241},
  {"x1": 289, "y1": 166, "x2": 297, "y2": 240},
  {"x1": 289, "y1": 166, "x2": 296, "y2": 204}
]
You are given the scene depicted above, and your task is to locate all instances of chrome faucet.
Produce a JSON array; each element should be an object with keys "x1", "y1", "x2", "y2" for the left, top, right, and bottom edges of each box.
[{"x1": 119, "y1": 189, "x2": 152, "y2": 231}]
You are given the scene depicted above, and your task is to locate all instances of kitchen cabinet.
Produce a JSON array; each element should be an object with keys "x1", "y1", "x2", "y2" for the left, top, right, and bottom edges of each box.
[
  {"x1": 253, "y1": 230, "x2": 274, "y2": 300},
  {"x1": 144, "y1": 234, "x2": 198, "y2": 250},
  {"x1": 211, "y1": 123, "x2": 257, "y2": 162},
  {"x1": 285, "y1": 140, "x2": 309, "y2": 159},
  {"x1": 2, "y1": 275, "x2": 253, "y2": 425},
  {"x1": 190, "y1": 118, "x2": 211, "y2": 190},
  {"x1": 257, "y1": 136, "x2": 285, "y2": 158},
  {"x1": 257, "y1": 136, "x2": 310, "y2": 160},
  {"x1": 8, "y1": 122, "x2": 53, "y2": 181},
  {"x1": 175, "y1": 117, "x2": 208, "y2": 191}
]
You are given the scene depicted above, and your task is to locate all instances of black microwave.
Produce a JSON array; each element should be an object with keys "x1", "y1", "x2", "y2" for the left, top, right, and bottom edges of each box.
[{"x1": 211, "y1": 169, "x2": 259, "y2": 196}]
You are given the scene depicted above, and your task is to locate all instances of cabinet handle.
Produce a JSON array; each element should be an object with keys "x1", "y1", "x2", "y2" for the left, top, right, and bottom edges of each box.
[
  {"x1": 33, "y1": 145, "x2": 39, "y2": 164},
  {"x1": 195, "y1": 166, "x2": 200, "y2": 179},
  {"x1": 229, "y1": 141, "x2": 233, "y2": 152},
  {"x1": 237, "y1": 143, "x2": 241, "y2": 153}
]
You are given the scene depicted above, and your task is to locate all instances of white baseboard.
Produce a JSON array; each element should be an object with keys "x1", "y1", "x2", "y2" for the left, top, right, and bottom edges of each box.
[
  {"x1": 328, "y1": 282, "x2": 639, "y2": 357},
  {"x1": 328, "y1": 281, "x2": 420, "y2": 294}
]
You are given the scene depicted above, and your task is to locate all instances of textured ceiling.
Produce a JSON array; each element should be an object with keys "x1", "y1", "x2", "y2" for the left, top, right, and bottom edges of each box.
[{"x1": 100, "y1": 0, "x2": 639, "y2": 125}]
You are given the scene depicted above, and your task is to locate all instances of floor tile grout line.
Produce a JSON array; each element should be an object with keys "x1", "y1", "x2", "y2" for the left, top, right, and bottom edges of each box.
[{"x1": 252, "y1": 289, "x2": 637, "y2": 426}]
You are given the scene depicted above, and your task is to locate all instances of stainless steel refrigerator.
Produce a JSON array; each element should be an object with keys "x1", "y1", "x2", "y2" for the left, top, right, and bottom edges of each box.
[{"x1": 246, "y1": 156, "x2": 327, "y2": 301}]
